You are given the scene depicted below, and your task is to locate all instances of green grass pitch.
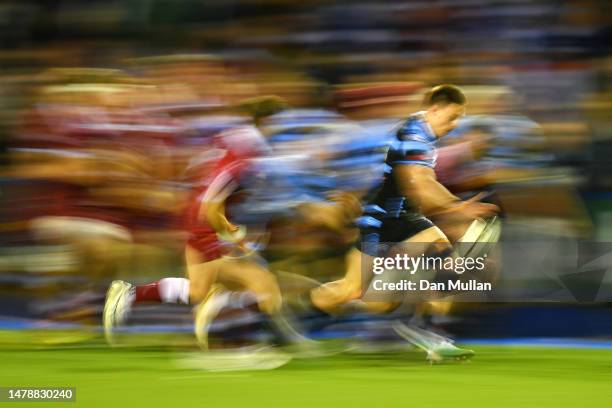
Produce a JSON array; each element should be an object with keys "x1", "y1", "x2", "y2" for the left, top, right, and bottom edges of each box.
[{"x1": 1, "y1": 330, "x2": 612, "y2": 408}]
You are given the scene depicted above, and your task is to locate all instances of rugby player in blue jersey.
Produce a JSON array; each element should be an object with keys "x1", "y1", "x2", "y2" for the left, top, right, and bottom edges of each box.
[{"x1": 308, "y1": 85, "x2": 499, "y2": 361}]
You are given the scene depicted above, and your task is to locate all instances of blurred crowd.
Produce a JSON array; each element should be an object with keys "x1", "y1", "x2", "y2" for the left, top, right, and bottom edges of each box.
[{"x1": 0, "y1": 0, "x2": 610, "y2": 323}]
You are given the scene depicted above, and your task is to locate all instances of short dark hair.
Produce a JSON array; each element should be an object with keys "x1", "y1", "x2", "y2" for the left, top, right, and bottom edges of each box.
[
  {"x1": 236, "y1": 95, "x2": 288, "y2": 126},
  {"x1": 423, "y1": 84, "x2": 466, "y2": 107}
]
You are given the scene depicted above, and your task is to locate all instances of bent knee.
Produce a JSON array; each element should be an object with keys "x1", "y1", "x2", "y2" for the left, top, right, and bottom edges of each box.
[
  {"x1": 313, "y1": 279, "x2": 363, "y2": 304},
  {"x1": 189, "y1": 285, "x2": 208, "y2": 304}
]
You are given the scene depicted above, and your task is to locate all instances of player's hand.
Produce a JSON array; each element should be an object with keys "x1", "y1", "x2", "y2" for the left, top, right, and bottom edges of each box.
[
  {"x1": 328, "y1": 191, "x2": 362, "y2": 223},
  {"x1": 465, "y1": 131, "x2": 492, "y2": 159},
  {"x1": 217, "y1": 222, "x2": 247, "y2": 243},
  {"x1": 459, "y1": 194, "x2": 499, "y2": 220}
]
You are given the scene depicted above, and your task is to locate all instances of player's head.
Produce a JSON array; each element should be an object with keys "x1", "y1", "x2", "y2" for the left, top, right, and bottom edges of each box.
[
  {"x1": 236, "y1": 95, "x2": 288, "y2": 128},
  {"x1": 423, "y1": 84, "x2": 466, "y2": 138}
]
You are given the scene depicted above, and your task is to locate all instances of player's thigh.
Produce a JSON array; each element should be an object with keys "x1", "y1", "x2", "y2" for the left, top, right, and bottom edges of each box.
[
  {"x1": 217, "y1": 259, "x2": 280, "y2": 296},
  {"x1": 391, "y1": 225, "x2": 452, "y2": 256},
  {"x1": 185, "y1": 245, "x2": 221, "y2": 302},
  {"x1": 217, "y1": 259, "x2": 282, "y2": 313},
  {"x1": 343, "y1": 246, "x2": 375, "y2": 292}
]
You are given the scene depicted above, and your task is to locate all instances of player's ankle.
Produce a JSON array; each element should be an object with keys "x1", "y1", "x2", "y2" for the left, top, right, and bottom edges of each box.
[{"x1": 135, "y1": 278, "x2": 190, "y2": 305}]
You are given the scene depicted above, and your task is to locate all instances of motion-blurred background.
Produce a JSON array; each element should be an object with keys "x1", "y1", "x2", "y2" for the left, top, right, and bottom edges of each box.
[{"x1": 1, "y1": 0, "x2": 612, "y2": 341}]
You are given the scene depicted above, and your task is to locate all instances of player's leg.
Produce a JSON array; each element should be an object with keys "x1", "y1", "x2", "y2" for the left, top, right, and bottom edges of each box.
[
  {"x1": 310, "y1": 224, "x2": 448, "y2": 314},
  {"x1": 215, "y1": 258, "x2": 281, "y2": 314},
  {"x1": 310, "y1": 246, "x2": 368, "y2": 314},
  {"x1": 360, "y1": 226, "x2": 452, "y2": 313},
  {"x1": 309, "y1": 248, "x2": 399, "y2": 314},
  {"x1": 103, "y1": 243, "x2": 220, "y2": 344},
  {"x1": 389, "y1": 225, "x2": 475, "y2": 362},
  {"x1": 214, "y1": 258, "x2": 314, "y2": 347},
  {"x1": 185, "y1": 244, "x2": 221, "y2": 304},
  {"x1": 193, "y1": 256, "x2": 309, "y2": 349}
]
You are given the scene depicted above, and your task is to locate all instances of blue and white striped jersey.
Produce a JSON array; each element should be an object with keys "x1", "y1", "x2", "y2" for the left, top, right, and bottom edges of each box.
[{"x1": 361, "y1": 112, "x2": 438, "y2": 221}]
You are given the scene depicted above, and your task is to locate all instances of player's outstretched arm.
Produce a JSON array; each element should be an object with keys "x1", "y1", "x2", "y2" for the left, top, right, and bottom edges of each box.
[
  {"x1": 197, "y1": 170, "x2": 243, "y2": 240},
  {"x1": 297, "y1": 191, "x2": 362, "y2": 232},
  {"x1": 396, "y1": 164, "x2": 498, "y2": 219}
]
